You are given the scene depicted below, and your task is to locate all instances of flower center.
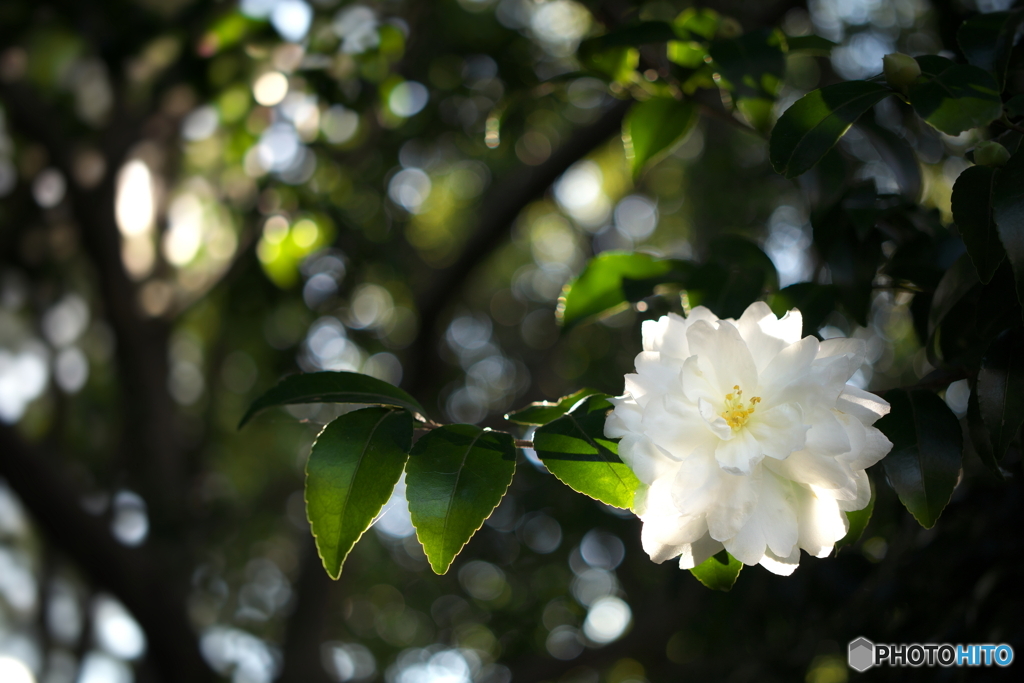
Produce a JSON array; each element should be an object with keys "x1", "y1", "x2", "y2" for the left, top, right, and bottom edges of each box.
[{"x1": 720, "y1": 385, "x2": 761, "y2": 431}]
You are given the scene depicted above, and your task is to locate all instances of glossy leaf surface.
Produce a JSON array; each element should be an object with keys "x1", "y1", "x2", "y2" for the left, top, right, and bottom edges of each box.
[
  {"x1": 406, "y1": 425, "x2": 516, "y2": 574},
  {"x1": 976, "y1": 328, "x2": 1024, "y2": 461},
  {"x1": 770, "y1": 81, "x2": 893, "y2": 178},
  {"x1": 623, "y1": 96, "x2": 699, "y2": 178},
  {"x1": 307, "y1": 408, "x2": 413, "y2": 579},
  {"x1": 558, "y1": 252, "x2": 674, "y2": 328},
  {"x1": 952, "y1": 164, "x2": 1005, "y2": 284},
  {"x1": 908, "y1": 55, "x2": 1002, "y2": 135},
  {"x1": 878, "y1": 390, "x2": 963, "y2": 529},
  {"x1": 240, "y1": 371, "x2": 426, "y2": 427},
  {"x1": 533, "y1": 395, "x2": 641, "y2": 510},
  {"x1": 993, "y1": 149, "x2": 1024, "y2": 309},
  {"x1": 505, "y1": 388, "x2": 603, "y2": 426},
  {"x1": 689, "y1": 551, "x2": 742, "y2": 591}
]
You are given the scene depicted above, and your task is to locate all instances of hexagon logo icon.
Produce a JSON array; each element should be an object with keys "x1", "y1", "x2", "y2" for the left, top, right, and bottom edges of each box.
[{"x1": 848, "y1": 637, "x2": 875, "y2": 672}]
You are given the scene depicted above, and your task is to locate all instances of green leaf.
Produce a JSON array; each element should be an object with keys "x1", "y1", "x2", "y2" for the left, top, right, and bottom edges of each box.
[
  {"x1": 878, "y1": 390, "x2": 963, "y2": 529},
  {"x1": 860, "y1": 120, "x2": 922, "y2": 201},
  {"x1": 709, "y1": 29, "x2": 785, "y2": 99},
  {"x1": 928, "y1": 253, "x2": 980, "y2": 337},
  {"x1": 770, "y1": 81, "x2": 894, "y2": 178},
  {"x1": 1007, "y1": 94, "x2": 1024, "y2": 118},
  {"x1": 907, "y1": 55, "x2": 1002, "y2": 135},
  {"x1": 673, "y1": 7, "x2": 721, "y2": 40},
  {"x1": 533, "y1": 395, "x2": 641, "y2": 510},
  {"x1": 957, "y1": 9, "x2": 1024, "y2": 90},
  {"x1": 240, "y1": 371, "x2": 427, "y2": 427},
  {"x1": 976, "y1": 327, "x2": 1024, "y2": 461},
  {"x1": 735, "y1": 96, "x2": 775, "y2": 134},
  {"x1": 581, "y1": 21, "x2": 677, "y2": 51},
  {"x1": 689, "y1": 550, "x2": 742, "y2": 591},
  {"x1": 306, "y1": 408, "x2": 413, "y2": 579},
  {"x1": 768, "y1": 283, "x2": 839, "y2": 337},
  {"x1": 505, "y1": 388, "x2": 603, "y2": 426},
  {"x1": 835, "y1": 476, "x2": 875, "y2": 552},
  {"x1": 783, "y1": 34, "x2": 837, "y2": 55},
  {"x1": 622, "y1": 97, "x2": 699, "y2": 178},
  {"x1": 993, "y1": 148, "x2": 1024, "y2": 310},
  {"x1": 557, "y1": 252, "x2": 674, "y2": 328},
  {"x1": 406, "y1": 425, "x2": 516, "y2": 574},
  {"x1": 952, "y1": 165, "x2": 1006, "y2": 284},
  {"x1": 967, "y1": 377, "x2": 1005, "y2": 479},
  {"x1": 579, "y1": 45, "x2": 638, "y2": 84},
  {"x1": 667, "y1": 40, "x2": 708, "y2": 69}
]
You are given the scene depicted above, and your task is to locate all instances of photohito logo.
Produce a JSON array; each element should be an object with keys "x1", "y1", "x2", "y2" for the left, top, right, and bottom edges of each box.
[{"x1": 848, "y1": 637, "x2": 1014, "y2": 671}]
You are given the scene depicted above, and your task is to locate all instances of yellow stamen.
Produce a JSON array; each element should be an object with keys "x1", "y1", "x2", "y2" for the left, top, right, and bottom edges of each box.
[{"x1": 720, "y1": 386, "x2": 761, "y2": 431}]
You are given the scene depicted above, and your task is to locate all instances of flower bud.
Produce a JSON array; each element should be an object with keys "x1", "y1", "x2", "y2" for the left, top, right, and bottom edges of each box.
[
  {"x1": 883, "y1": 52, "x2": 921, "y2": 89},
  {"x1": 973, "y1": 140, "x2": 1011, "y2": 167}
]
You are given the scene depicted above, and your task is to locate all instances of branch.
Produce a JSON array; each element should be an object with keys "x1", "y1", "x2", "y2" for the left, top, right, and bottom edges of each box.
[
  {"x1": 0, "y1": 81, "x2": 187, "y2": 523},
  {"x1": 406, "y1": 98, "x2": 632, "y2": 398},
  {"x1": 0, "y1": 427, "x2": 216, "y2": 682}
]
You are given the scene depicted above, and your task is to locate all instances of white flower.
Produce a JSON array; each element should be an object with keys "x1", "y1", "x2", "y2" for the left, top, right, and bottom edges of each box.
[{"x1": 605, "y1": 303, "x2": 892, "y2": 576}]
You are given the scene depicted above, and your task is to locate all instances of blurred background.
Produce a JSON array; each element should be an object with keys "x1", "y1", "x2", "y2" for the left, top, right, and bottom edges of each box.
[{"x1": 0, "y1": 1, "x2": 1021, "y2": 682}]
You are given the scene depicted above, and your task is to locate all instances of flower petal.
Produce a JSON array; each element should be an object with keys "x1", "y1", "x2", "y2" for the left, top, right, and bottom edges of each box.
[
  {"x1": 714, "y1": 428, "x2": 762, "y2": 474},
  {"x1": 803, "y1": 408, "x2": 852, "y2": 456},
  {"x1": 836, "y1": 385, "x2": 890, "y2": 425},
  {"x1": 698, "y1": 397, "x2": 733, "y2": 441},
  {"x1": 616, "y1": 433, "x2": 680, "y2": 484},
  {"x1": 736, "y1": 302, "x2": 789, "y2": 371},
  {"x1": 677, "y1": 534, "x2": 725, "y2": 569},
  {"x1": 645, "y1": 394, "x2": 719, "y2": 457},
  {"x1": 758, "y1": 336, "x2": 819, "y2": 403},
  {"x1": 686, "y1": 319, "x2": 758, "y2": 396},
  {"x1": 746, "y1": 403, "x2": 808, "y2": 460},
  {"x1": 795, "y1": 485, "x2": 848, "y2": 557},
  {"x1": 724, "y1": 514, "x2": 765, "y2": 565},
  {"x1": 704, "y1": 467, "x2": 760, "y2": 541},
  {"x1": 759, "y1": 547, "x2": 801, "y2": 575}
]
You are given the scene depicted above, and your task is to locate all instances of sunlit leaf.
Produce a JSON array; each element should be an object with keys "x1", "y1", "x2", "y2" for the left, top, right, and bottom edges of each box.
[
  {"x1": 992, "y1": 148, "x2": 1024, "y2": 310},
  {"x1": 835, "y1": 477, "x2": 875, "y2": 552},
  {"x1": 952, "y1": 165, "x2": 1005, "y2": 284},
  {"x1": 667, "y1": 40, "x2": 708, "y2": 68},
  {"x1": 622, "y1": 96, "x2": 699, "y2": 178},
  {"x1": 709, "y1": 29, "x2": 785, "y2": 99},
  {"x1": 673, "y1": 7, "x2": 721, "y2": 40},
  {"x1": 239, "y1": 371, "x2": 427, "y2": 427},
  {"x1": 579, "y1": 45, "x2": 639, "y2": 84},
  {"x1": 533, "y1": 395, "x2": 641, "y2": 510},
  {"x1": 557, "y1": 252, "x2": 674, "y2": 329},
  {"x1": 770, "y1": 81, "x2": 894, "y2": 178},
  {"x1": 505, "y1": 388, "x2": 603, "y2": 426},
  {"x1": 976, "y1": 328, "x2": 1024, "y2": 461},
  {"x1": 957, "y1": 9, "x2": 1024, "y2": 90},
  {"x1": 307, "y1": 408, "x2": 413, "y2": 579},
  {"x1": 406, "y1": 425, "x2": 516, "y2": 575},
  {"x1": 878, "y1": 390, "x2": 963, "y2": 529},
  {"x1": 908, "y1": 56, "x2": 1002, "y2": 135},
  {"x1": 689, "y1": 550, "x2": 742, "y2": 591}
]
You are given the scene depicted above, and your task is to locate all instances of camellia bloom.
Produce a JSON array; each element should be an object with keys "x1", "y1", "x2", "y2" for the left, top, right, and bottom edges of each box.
[{"x1": 605, "y1": 303, "x2": 892, "y2": 575}]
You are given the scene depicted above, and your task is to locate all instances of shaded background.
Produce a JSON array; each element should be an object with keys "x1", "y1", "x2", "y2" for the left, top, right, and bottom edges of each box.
[{"x1": 0, "y1": 1, "x2": 1021, "y2": 682}]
